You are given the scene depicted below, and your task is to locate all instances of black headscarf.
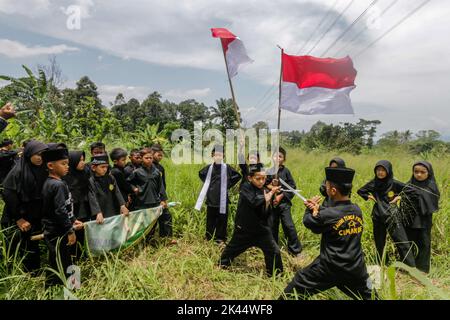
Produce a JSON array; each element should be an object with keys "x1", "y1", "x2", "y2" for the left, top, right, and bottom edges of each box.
[
  {"x1": 406, "y1": 161, "x2": 440, "y2": 216},
  {"x1": 329, "y1": 157, "x2": 346, "y2": 168},
  {"x1": 2, "y1": 140, "x2": 48, "y2": 202},
  {"x1": 69, "y1": 151, "x2": 86, "y2": 174},
  {"x1": 373, "y1": 160, "x2": 394, "y2": 195}
]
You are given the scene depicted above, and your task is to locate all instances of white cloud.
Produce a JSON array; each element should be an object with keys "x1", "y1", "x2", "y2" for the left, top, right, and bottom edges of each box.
[
  {"x1": 0, "y1": 0, "x2": 50, "y2": 17},
  {"x1": 1, "y1": 0, "x2": 449, "y2": 134},
  {"x1": 0, "y1": 39, "x2": 79, "y2": 58},
  {"x1": 98, "y1": 84, "x2": 150, "y2": 105},
  {"x1": 164, "y1": 88, "x2": 211, "y2": 102}
]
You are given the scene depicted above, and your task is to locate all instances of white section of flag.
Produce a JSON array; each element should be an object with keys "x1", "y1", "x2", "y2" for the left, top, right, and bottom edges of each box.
[
  {"x1": 226, "y1": 38, "x2": 253, "y2": 78},
  {"x1": 280, "y1": 82, "x2": 355, "y2": 115}
]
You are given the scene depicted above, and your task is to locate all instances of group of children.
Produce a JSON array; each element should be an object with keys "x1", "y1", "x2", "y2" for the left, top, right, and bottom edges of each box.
[
  {"x1": 0, "y1": 136, "x2": 442, "y2": 299},
  {"x1": 196, "y1": 145, "x2": 441, "y2": 299},
  {"x1": 0, "y1": 140, "x2": 174, "y2": 285}
]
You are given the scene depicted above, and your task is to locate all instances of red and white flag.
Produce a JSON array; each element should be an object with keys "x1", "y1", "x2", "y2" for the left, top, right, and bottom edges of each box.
[
  {"x1": 280, "y1": 53, "x2": 357, "y2": 115},
  {"x1": 211, "y1": 28, "x2": 253, "y2": 78}
]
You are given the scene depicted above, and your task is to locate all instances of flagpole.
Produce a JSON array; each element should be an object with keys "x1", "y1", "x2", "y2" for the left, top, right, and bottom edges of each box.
[
  {"x1": 221, "y1": 39, "x2": 241, "y2": 130},
  {"x1": 277, "y1": 46, "x2": 284, "y2": 131}
]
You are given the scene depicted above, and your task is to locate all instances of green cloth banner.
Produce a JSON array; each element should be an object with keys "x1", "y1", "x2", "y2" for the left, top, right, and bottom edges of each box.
[{"x1": 84, "y1": 206, "x2": 162, "y2": 256}]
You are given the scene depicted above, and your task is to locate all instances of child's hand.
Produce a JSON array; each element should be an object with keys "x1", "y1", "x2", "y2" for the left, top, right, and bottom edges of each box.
[
  {"x1": 160, "y1": 201, "x2": 168, "y2": 209},
  {"x1": 368, "y1": 195, "x2": 377, "y2": 202},
  {"x1": 16, "y1": 218, "x2": 31, "y2": 232},
  {"x1": 67, "y1": 232, "x2": 76, "y2": 246},
  {"x1": 304, "y1": 199, "x2": 320, "y2": 216},
  {"x1": 121, "y1": 205, "x2": 129, "y2": 216},
  {"x1": 264, "y1": 189, "x2": 275, "y2": 204},
  {"x1": 0, "y1": 102, "x2": 16, "y2": 120},
  {"x1": 96, "y1": 213, "x2": 104, "y2": 224},
  {"x1": 73, "y1": 220, "x2": 84, "y2": 231},
  {"x1": 389, "y1": 196, "x2": 401, "y2": 205},
  {"x1": 273, "y1": 193, "x2": 284, "y2": 206}
]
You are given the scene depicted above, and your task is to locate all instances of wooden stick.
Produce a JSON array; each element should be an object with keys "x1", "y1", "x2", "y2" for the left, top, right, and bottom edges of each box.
[{"x1": 221, "y1": 39, "x2": 241, "y2": 129}]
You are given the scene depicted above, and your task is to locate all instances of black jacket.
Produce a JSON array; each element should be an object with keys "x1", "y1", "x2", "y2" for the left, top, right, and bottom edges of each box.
[
  {"x1": 41, "y1": 177, "x2": 75, "y2": 238},
  {"x1": 127, "y1": 165, "x2": 167, "y2": 209},
  {"x1": 234, "y1": 182, "x2": 271, "y2": 234},
  {"x1": 154, "y1": 162, "x2": 167, "y2": 191},
  {"x1": 198, "y1": 163, "x2": 241, "y2": 208},
  {"x1": 303, "y1": 200, "x2": 368, "y2": 277},
  {"x1": 88, "y1": 174, "x2": 125, "y2": 218},
  {"x1": 111, "y1": 165, "x2": 134, "y2": 203}
]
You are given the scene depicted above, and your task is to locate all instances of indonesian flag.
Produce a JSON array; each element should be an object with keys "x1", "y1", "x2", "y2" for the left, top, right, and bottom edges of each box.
[
  {"x1": 211, "y1": 28, "x2": 253, "y2": 78},
  {"x1": 280, "y1": 53, "x2": 357, "y2": 115}
]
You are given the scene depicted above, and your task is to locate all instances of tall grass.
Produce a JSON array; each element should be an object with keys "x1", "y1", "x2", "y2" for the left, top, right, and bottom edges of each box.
[{"x1": 0, "y1": 148, "x2": 448, "y2": 299}]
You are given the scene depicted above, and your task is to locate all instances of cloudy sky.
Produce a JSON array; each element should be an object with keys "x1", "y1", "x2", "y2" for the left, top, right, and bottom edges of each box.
[{"x1": 0, "y1": 0, "x2": 449, "y2": 138}]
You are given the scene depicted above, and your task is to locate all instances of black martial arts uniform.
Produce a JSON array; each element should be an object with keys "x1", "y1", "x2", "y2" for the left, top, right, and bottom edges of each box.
[
  {"x1": 357, "y1": 160, "x2": 415, "y2": 267},
  {"x1": 0, "y1": 117, "x2": 8, "y2": 134},
  {"x1": 1, "y1": 140, "x2": 48, "y2": 273},
  {"x1": 401, "y1": 161, "x2": 440, "y2": 273},
  {"x1": 63, "y1": 151, "x2": 90, "y2": 260},
  {"x1": 153, "y1": 161, "x2": 173, "y2": 238},
  {"x1": 88, "y1": 174, "x2": 125, "y2": 219},
  {"x1": 219, "y1": 182, "x2": 283, "y2": 276},
  {"x1": 124, "y1": 162, "x2": 140, "y2": 179},
  {"x1": 266, "y1": 165, "x2": 302, "y2": 256},
  {"x1": 127, "y1": 165, "x2": 167, "y2": 210},
  {"x1": 198, "y1": 163, "x2": 241, "y2": 242},
  {"x1": 283, "y1": 200, "x2": 374, "y2": 300},
  {"x1": 111, "y1": 165, "x2": 134, "y2": 206},
  {"x1": 320, "y1": 157, "x2": 346, "y2": 207},
  {"x1": 41, "y1": 177, "x2": 75, "y2": 286},
  {"x1": 0, "y1": 149, "x2": 18, "y2": 187}
]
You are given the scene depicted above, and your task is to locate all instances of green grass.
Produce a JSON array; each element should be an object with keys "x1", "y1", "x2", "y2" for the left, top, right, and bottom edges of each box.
[{"x1": 0, "y1": 148, "x2": 448, "y2": 300}]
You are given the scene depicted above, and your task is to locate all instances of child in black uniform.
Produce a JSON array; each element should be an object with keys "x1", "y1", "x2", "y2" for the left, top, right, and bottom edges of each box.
[
  {"x1": 266, "y1": 147, "x2": 302, "y2": 257},
  {"x1": 1, "y1": 140, "x2": 48, "y2": 273},
  {"x1": 197, "y1": 145, "x2": 241, "y2": 244},
  {"x1": 88, "y1": 154, "x2": 129, "y2": 224},
  {"x1": 357, "y1": 160, "x2": 415, "y2": 267},
  {"x1": 151, "y1": 144, "x2": 176, "y2": 243},
  {"x1": 219, "y1": 164, "x2": 283, "y2": 276},
  {"x1": 63, "y1": 151, "x2": 90, "y2": 260},
  {"x1": 41, "y1": 146, "x2": 83, "y2": 286},
  {"x1": 124, "y1": 149, "x2": 142, "y2": 179},
  {"x1": 282, "y1": 167, "x2": 374, "y2": 300},
  {"x1": 401, "y1": 161, "x2": 440, "y2": 273},
  {"x1": 110, "y1": 148, "x2": 136, "y2": 208},
  {"x1": 127, "y1": 148, "x2": 167, "y2": 211}
]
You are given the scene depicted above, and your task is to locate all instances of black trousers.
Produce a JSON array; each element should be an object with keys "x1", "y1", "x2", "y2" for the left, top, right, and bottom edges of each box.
[
  {"x1": 372, "y1": 218, "x2": 415, "y2": 267},
  {"x1": 148, "y1": 207, "x2": 173, "y2": 238},
  {"x1": 219, "y1": 229, "x2": 283, "y2": 276},
  {"x1": 45, "y1": 234, "x2": 72, "y2": 287},
  {"x1": 282, "y1": 258, "x2": 374, "y2": 300},
  {"x1": 206, "y1": 206, "x2": 228, "y2": 242},
  {"x1": 270, "y1": 204, "x2": 302, "y2": 255},
  {"x1": 1, "y1": 223, "x2": 41, "y2": 273},
  {"x1": 405, "y1": 225, "x2": 432, "y2": 273}
]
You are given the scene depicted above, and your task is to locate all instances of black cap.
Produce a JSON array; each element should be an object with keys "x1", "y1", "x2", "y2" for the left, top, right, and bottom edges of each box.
[
  {"x1": 1, "y1": 139, "x2": 13, "y2": 147},
  {"x1": 248, "y1": 163, "x2": 265, "y2": 176},
  {"x1": 325, "y1": 167, "x2": 355, "y2": 184},
  {"x1": 151, "y1": 144, "x2": 164, "y2": 153},
  {"x1": 91, "y1": 154, "x2": 109, "y2": 165},
  {"x1": 42, "y1": 147, "x2": 69, "y2": 164}
]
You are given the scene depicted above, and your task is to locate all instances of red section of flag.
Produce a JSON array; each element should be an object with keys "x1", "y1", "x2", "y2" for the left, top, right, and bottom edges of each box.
[
  {"x1": 282, "y1": 53, "x2": 357, "y2": 89},
  {"x1": 211, "y1": 28, "x2": 237, "y2": 52}
]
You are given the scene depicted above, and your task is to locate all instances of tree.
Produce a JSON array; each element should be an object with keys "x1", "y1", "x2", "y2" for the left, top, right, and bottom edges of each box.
[
  {"x1": 209, "y1": 98, "x2": 239, "y2": 130},
  {"x1": 176, "y1": 99, "x2": 210, "y2": 131}
]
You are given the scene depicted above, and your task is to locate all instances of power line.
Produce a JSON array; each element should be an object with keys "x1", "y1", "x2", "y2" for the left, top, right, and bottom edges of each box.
[
  {"x1": 297, "y1": 0, "x2": 339, "y2": 55},
  {"x1": 354, "y1": 0, "x2": 432, "y2": 58},
  {"x1": 320, "y1": 0, "x2": 379, "y2": 57},
  {"x1": 306, "y1": 0, "x2": 355, "y2": 55},
  {"x1": 333, "y1": 0, "x2": 399, "y2": 57}
]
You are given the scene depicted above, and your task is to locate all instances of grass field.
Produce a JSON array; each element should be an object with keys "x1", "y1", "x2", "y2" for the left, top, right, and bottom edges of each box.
[{"x1": 0, "y1": 148, "x2": 448, "y2": 300}]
